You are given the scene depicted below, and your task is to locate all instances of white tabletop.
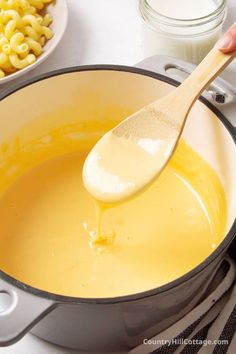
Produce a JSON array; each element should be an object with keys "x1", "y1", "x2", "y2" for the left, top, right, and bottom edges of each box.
[{"x1": 1, "y1": 0, "x2": 236, "y2": 353}]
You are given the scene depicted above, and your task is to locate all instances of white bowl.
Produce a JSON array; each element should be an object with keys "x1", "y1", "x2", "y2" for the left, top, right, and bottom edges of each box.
[{"x1": 0, "y1": 0, "x2": 68, "y2": 85}]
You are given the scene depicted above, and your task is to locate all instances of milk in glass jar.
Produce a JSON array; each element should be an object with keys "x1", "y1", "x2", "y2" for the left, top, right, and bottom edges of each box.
[{"x1": 139, "y1": 0, "x2": 228, "y2": 64}]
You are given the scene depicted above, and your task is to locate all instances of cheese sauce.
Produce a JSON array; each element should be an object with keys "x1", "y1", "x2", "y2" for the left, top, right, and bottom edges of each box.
[{"x1": 0, "y1": 125, "x2": 226, "y2": 298}]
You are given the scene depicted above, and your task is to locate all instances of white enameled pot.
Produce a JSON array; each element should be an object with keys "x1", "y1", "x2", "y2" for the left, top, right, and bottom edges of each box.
[{"x1": 0, "y1": 58, "x2": 236, "y2": 352}]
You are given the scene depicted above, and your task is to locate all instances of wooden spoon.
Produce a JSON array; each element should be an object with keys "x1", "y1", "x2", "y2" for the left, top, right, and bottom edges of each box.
[{"x1": 83, "y1": 44, "x2": 236, "y2": 203}]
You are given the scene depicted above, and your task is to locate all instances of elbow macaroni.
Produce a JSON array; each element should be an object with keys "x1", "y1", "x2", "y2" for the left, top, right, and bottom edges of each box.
[{"x1": 0, "y1": 0, "x2": 54, "y2": 78}]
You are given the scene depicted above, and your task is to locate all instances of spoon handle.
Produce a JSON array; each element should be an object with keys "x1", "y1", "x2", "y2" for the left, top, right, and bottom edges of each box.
[
  {"x1": 158, "y1": 24, "x2": 236, "y2": 122},
  {"x1": 178, "y1": 47, "x2": 236, "y2": 103}
]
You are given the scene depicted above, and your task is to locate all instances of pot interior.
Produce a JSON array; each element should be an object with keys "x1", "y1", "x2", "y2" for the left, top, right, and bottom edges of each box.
[{"x1": 0, "y1": 68, "x2": 235, "y2": 296}]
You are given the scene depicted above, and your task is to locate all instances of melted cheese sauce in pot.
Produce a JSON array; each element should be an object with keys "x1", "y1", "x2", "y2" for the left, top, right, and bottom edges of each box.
[{"x1": 0, "y1": 124, "x2": 226, "y2": 298}]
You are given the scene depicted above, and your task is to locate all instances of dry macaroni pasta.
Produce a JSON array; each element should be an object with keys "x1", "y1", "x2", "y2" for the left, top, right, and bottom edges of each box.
[{"x1": 0, "y1": 0, "x2": 54, "y2": 78}]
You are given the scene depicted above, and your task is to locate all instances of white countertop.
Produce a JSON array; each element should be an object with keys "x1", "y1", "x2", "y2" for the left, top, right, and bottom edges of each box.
[{"x1": 1, "y1": 0, "x2": 236, "y2": 353}]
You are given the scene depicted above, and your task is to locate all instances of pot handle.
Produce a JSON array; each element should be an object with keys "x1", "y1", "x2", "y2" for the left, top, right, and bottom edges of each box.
[
  {"x1": 0, "y1": 277, "x2": 56, "y2": 346},
  {"x1": 135, "y1": 55, "x2": 236, "y2": 128}
]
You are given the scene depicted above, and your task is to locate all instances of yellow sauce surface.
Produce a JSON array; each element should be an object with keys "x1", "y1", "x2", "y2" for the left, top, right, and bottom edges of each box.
[{"x1": 0, "y1": 124, "x2": 226, "y2": 298}]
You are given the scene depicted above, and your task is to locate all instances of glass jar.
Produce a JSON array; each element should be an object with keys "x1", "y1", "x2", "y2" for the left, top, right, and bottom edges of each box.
[{"x1": 139, "y1": 0, "x2": 228, "y2": 64}]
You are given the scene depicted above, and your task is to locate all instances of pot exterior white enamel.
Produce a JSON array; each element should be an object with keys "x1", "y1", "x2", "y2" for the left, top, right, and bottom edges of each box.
[{"x1": 0, "y1": 64, "x2": 235, "y2": 352}]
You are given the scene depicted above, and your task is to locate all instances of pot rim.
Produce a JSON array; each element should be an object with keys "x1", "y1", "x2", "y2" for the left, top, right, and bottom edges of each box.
[{"x1": 0, "y1": 64, "x2": 235, "y2": 305}]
